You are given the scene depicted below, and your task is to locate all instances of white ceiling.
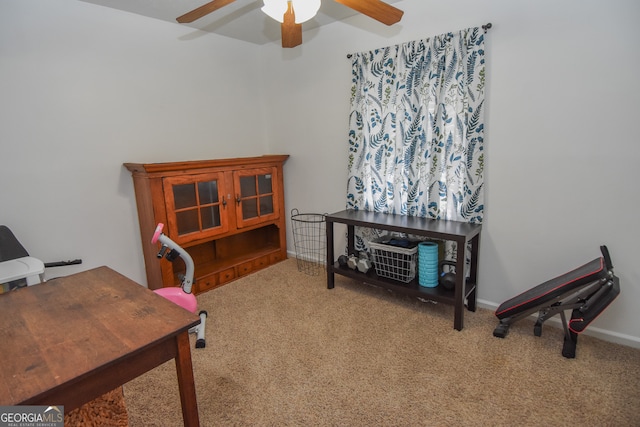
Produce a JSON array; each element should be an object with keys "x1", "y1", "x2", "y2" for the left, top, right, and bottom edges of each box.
[{"x1": 80, "y1": 0, "x2": 401, "y2": 46}]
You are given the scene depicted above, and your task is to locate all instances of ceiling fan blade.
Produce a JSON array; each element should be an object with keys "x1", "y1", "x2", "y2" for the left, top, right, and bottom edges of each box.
[
  {"x1": 176, "y1": 0, "x2": 237, "y2": 23},
  {"x1": 334, "y1": 0, "x2": 404, "y2": 26},
  {"x1": 281, "y1": 2, "x2": 302, "y2": 48}
]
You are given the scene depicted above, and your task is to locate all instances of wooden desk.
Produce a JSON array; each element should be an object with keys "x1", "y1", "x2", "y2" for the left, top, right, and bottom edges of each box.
[
  {"x1": 0, "y1": 266, "x2": 201, "y2": 426},
  {"x1": 326, "y1": 209, "x2": 481, "y2": 330}
]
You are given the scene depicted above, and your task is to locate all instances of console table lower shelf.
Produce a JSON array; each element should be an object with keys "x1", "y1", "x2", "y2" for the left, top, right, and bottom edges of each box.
[
  {"x1": 325, "y1": 209, "x2": 482, "y2": 331},
  {"x1": 329, "y1": 264, "x2": 477, "y2": 308}
]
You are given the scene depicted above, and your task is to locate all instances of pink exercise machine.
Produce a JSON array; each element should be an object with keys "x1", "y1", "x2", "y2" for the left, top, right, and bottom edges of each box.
[{"x1": 152, "y1": 223, "x2": 207, "y2": 349}]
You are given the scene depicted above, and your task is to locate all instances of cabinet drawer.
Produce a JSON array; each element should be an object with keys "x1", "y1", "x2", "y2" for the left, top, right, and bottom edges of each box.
[
  {"x1": 254, "y1": 254, "x2": 271, "y2": 270},
  {"x1": 238, "y1": 260, "x2": 254, "y2": 277},
  {"x1": 269, "y1": 251, "x2": 285, "y2": 264},
  {"x1": 218, "y1": 267, "x2": 236, "y2": 285},
  {"x1": 196, "y1": 273, "x2": 217, "y2": 294}
]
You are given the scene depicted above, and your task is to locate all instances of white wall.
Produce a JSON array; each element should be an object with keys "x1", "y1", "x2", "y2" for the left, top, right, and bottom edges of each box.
[
  {"x1": 1, "y1": 0, "x2": 638, "y2": 346},
  {"x1": 1, "y1": 1, "x2": 268, "y2": 284},
  {"x1": 265, "y1": 0, "x2": 640, "y2": 345}
]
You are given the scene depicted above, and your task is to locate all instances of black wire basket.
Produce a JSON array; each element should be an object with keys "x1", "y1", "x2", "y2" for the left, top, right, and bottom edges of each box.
[{"x1": 291, "y1": 209, "x2": 327, "y2": 276}]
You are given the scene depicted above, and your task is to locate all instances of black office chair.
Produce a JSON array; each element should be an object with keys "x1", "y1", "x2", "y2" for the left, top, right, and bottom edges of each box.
[
  {"x1": 0, "y1": 225, "x2": 33, "y2": 290},
  {"x1": 0, "y1": 225, "x2": 81, "y2": 292}
]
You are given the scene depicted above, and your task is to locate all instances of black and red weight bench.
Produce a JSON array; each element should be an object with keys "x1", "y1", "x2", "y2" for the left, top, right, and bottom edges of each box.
[{"x1": 493, "y1": 246, "x2": 620, "y2": 358}]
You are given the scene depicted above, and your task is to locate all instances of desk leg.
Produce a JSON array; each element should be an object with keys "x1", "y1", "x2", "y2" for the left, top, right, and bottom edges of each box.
[
  {"x1": 326, "y1": 219, "x2": 335, "y2": 289},
  {"x1": 346, "y1": 225, "x2": 355, "y2": 255},
  {"x1": 467, "y1": 234, "x2": 480, "y2": 312},
  {"x1": 453, "y1": 241, "x2": 466, "y2": 331},
  {"x1": 175, "y1": 332, "x2": 200, "y2": 427}
]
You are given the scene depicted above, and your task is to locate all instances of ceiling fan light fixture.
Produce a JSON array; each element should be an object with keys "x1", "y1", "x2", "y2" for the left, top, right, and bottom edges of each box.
[{"x1": 262, "y1": 0, "x2": 321, "y2": 24}]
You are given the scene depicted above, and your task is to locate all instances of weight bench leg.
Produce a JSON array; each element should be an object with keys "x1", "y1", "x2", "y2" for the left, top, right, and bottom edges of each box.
[{"x1": 493, "y1": 321, "x2": 510, "y2": 338}]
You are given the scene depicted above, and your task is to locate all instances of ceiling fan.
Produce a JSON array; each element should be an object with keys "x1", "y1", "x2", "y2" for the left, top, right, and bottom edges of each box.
[{"x1": 177, "y1": 0, "x2": 404, "y2": 48}]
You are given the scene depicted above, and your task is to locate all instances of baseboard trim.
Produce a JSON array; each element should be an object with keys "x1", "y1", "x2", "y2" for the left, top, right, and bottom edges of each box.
[{"x1": 477, "y1": 299, "x2": 640, "y2": 349}]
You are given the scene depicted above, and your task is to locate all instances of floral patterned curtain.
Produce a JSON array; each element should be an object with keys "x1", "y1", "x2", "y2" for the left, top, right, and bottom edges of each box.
[{"x1": 346, "y1": 27, "x2": 486, "y2": 251}]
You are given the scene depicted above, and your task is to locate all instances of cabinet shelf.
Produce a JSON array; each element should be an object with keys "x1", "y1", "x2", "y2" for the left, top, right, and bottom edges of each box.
[{"x1": 197, "y1": 246, "x2": 281, "y2": 277}]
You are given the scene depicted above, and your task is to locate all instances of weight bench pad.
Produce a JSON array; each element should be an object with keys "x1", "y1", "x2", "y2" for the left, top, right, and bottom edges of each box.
[{"x1": 495, "y1": 256, "x2": 607, "y2": 320}]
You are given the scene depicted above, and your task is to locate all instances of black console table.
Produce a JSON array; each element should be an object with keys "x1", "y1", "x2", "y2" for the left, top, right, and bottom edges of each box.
[{"x1": 326, "y1": 209, "x2": 482, "y2": 331}]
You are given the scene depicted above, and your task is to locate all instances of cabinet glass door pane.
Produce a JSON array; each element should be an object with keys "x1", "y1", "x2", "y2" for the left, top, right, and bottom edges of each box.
[
  {"x1": 176, "y1": 210, "x2": 200, "y2": 234},
  {"x1": 259, "y1": 196, "x2": 274, "y2": 215},
  {"x1": 240, "y1": 176, "x2": 256, "y2": 197},
  {"x1": 198, "y1": 181, "x2": 219, "y2": 204},
  {"x1": 173, "y1": 184, "x2": 197, "y2": 209},
  {"x1": 234, "y1": 167, "x2": 278, "y2": 228},
  {"x1": 164, "y1": 172, "x2": 228, "y2": 242},
  {"x1": 201, "y1": 205, "x2": 221, "y2": 230},
  {"x1": 241, "y1": 199, "x2": 258, "y2": 220},
  {"x1": 258, "y1": 174, "x2": 272, "y2": 194}
]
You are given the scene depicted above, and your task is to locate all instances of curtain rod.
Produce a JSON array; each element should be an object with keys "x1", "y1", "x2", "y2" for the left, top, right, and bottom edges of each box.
[{"x1": 346, "y1": 23, "x2": 492, "y2": 59}]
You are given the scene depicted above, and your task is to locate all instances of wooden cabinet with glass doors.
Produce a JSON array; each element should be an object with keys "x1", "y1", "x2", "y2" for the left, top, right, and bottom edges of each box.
[{"x1": 124, "y1": 155, "x2": 289, "y2": 294}]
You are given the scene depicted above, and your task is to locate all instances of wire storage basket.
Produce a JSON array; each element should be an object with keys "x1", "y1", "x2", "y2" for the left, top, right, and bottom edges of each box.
[
  {"x1": 369, "y1": 236, "x2": 419, "y2": 283},
  {"x1": 291, "y1": 209, "x2": 326, "y2": 276}
]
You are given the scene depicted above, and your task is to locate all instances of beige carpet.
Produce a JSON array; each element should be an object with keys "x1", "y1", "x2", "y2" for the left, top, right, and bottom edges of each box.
[{"x1": 124, "y1": 259, "x2": 640, "y2": 426}]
